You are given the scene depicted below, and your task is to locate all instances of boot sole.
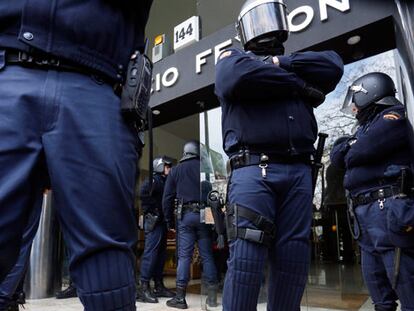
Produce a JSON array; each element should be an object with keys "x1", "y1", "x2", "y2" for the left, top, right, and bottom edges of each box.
[
  {"x1": 137, "y1": 298, "x2": 159, "y2": 303},
  {"x1": 166, "y1": 302, "x2": 188, "y2": 309}
]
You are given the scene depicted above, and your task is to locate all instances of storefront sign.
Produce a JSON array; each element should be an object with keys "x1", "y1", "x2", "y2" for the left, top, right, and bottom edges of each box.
[{"x1": 150, "y1": 0, "x2": 394, "y2": 106}]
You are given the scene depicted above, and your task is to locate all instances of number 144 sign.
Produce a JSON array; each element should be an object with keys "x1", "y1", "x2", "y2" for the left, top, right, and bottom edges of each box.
[{"x1": 174, "y1": 16, "x2": 200, "y2": 52}]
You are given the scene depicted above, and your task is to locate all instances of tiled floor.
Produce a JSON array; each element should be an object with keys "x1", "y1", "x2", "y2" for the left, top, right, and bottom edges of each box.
[
  {"x1": 24, "y1": 296, "x2": 375, "y2": 311},
  {"x1": 23, "y1": 263, "x2": 403, "y2": 311}
]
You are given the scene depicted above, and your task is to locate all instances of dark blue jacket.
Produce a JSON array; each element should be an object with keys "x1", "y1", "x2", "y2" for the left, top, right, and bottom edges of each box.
[
  {"x1": 215, "y1": 49, "x2": 343, "y2": 156},
  {"x1": 0, "y1": 0, "x2": 153, "y2": 81},
  {"x1": 140, "y1": 174, "x2": 166, "y2": 220},
  {"x1": 162, "y1": 158, "x2": 200, "y2": 226},
  {"x1": 330, "y1": 105, "x2": 411, "y2": 195}
]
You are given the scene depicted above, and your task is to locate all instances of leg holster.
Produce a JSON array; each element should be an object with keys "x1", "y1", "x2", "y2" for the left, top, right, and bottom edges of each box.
[{"x1": 225, "y1": 204, "x2": 276, "y2": 247}]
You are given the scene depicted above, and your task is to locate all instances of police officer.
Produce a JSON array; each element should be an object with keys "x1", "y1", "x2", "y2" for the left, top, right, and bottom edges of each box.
[
  {"x1": 163, "y1": 141, "x2": 218, "y2": 309},
  {"x1": 215, "y1": 1, "x2": 343, "y2": 310},
  {"x1": 0, "y1": 2, "x2": 153, "y2": 310},
  {"x1": 138, "y1": 156, "x2": 175, "y2": 303},
  {"x1": 331, "y1": 72, "x2": 414, "y2": 311}
]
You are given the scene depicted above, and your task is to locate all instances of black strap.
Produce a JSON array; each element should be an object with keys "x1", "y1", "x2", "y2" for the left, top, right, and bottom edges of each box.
[
  {"x1": 226, "y1": 205, "x2": 276, "y2": 247},
  {"x1": 182, "y1": 202, "x2": 201, "y2": 213},
  {"x1": 352, "y1": 186, "x2": 401, "y2": 207},
  {"x1": 233, "y1": 228, "x2": 273, "y2": 246},
  {"x1": 230, "y1": 152, "x2": 311, "y2": 171},
  {"x1": 4, "y1": 50, "x2": 120, "y2": 91},
  {"x1": 236, "y1": 206, "x2": 275, "y2": 235}
]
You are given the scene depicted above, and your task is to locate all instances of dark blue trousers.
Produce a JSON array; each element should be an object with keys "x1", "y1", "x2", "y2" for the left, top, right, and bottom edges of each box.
[
  {"x1": 176, "y1": 212, "x2": 217, "y2": 288},
  {"x1": 0, "y1": 194, "x2": 42, "y2": 308},
  {"x1": 355, "y1": 197, "x2": 414, "y2": 311},
  {"x1": 0, "y1": 59, "x2": 140, "y2": 311},
  {"x1": 223, "y1": 163, "x2": 312, "y2": 311},
  {"x1": 140, "y1": 222, "x2": 167, "y2": 282}
]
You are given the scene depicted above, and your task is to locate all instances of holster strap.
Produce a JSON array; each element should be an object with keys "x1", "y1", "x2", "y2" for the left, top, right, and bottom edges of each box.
[{"x1": 226, "y1": 204, "x2": 276, "y2": 247}]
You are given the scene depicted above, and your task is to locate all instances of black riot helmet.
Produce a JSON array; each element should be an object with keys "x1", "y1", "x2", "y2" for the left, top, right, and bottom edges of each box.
[
  {"x1": 153, "y1": 156, "x2": 173, "y2": 174},
  {"x1": 236, "y1": 0, "x2": 289, "y2": 55},
  {"x1": 342, "y1": 72, "x2": 400, "y2": 115},
  {"x1": 180, "y1": 140, "x2": 200, "y2": 162}
]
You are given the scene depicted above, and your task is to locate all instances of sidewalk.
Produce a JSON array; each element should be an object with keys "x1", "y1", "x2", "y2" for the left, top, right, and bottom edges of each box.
[{"x1": 24, "y1": 296, "x2": 382, "y2": 311}]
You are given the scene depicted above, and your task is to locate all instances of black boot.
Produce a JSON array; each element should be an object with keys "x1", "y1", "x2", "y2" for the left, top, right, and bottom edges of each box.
[
  {"x1": 5, "y1": 301, "x2": 19, "y2": 311},
  {"x1": 206, "y1": 284, "x2": 218, "y2": 307},
  {"x1": 55, "y1": 284, "x2": 77, "y2": 299},
  {"x1": 13, "y1": 292, "x2": 25, "y2": 305},
  {"x1": 153, "y1": 279, "x2": 175, "y2": 298},
  {"x1": 137, "y1": 281, "x2": 158, "y2": 303},
  {"x1": 166, "y1": 286, "x2": 188, "y2": 309}
]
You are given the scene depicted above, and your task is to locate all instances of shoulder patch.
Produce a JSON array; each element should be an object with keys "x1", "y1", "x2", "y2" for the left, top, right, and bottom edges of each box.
[
  {"x1": 219, "y1": 50, "x2": 232, "y2": 60},
  {"x1": 383, "y1": 112, "x2": 402, "y2": 120}
]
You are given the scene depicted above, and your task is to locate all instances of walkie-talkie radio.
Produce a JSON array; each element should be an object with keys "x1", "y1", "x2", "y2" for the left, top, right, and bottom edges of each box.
[{"x1": 121, "y1": 40, "x2": 153, "y2": 132}]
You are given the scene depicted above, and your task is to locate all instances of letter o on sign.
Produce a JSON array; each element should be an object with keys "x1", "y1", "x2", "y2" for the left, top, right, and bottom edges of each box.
[
  {"x1": 288, "y1": 6, "x2": 314, "y2": 33},
  {"x1": 162, "y1": 67, "x2": 179, "y2": 87}
]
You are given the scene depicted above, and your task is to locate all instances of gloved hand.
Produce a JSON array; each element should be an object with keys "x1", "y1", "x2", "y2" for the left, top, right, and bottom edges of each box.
[
  {"x1": 248, "y1": 53, "x2": 275, "y2": 65},
  {"x1": 301, "y1": 83, "x2": 326, "y2": 108}
]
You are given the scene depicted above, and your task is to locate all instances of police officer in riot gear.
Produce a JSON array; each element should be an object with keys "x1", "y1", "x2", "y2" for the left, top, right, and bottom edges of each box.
[
  {"x1": 215, "y1": 1, "x2": 344, "y2": 310},
  {"x1": 138, "y1": 156, "x2": 175, "y2": 303},
  {"x1": 331, "y1": 72, "x2": 414, "y2": 311},
  {"x1": 163, "y1": 141, "x2": 218, "y2": 309},
  {"x1": 0, "y1": 2, "x2": 153, "y2": 310}
]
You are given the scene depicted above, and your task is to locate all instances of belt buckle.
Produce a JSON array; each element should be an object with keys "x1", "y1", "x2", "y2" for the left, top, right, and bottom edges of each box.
[{"x1": 18, "y1": 51, "x2": 33, "y2": 64}]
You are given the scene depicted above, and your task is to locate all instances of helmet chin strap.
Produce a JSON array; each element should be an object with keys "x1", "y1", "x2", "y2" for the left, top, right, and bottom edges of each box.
[{"x1": 247, "y1": 38, "x2": 285, "y2": 56}]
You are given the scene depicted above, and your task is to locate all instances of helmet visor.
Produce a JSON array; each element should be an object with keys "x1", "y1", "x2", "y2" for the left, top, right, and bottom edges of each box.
[
  {"x1": 238, "y1": 1, "x2": 288, "y2": 48},
  {"x1": 341, "y1": 87, "x2": 358, "y2": 116}
]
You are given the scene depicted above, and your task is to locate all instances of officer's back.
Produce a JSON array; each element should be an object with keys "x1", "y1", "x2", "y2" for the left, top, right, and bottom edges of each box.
[{"x1": 168, "y1": 158, "x2": 200, "y2": 203}]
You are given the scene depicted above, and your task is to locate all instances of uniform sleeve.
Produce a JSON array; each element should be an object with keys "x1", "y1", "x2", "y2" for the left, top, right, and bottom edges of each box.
[
  {"x1": 346, "y1": 108, "x2": 408, "y2": 166},
  {"x1": 162, "y1": 170, "x2": 177, "y2": 226},
  {"x1": 330, "y1": 140, "x2": 350, "y2": 169},
  {"x1": 215, "y1": 49, "x2": 306, "y2": 101},
  {"x1": 278, "y1": 50, "x2": 344, "y2": 94}
]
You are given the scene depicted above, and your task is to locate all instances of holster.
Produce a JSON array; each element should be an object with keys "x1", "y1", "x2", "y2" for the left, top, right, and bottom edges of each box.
[
  {"x1": 207, "y1": 191, "x2": 226, "y2": 249},
  {"x1": 121, "y1": 51, "x2": 153, "y2": 133},
  {"x1": 225, "y1": 203, "x2": 276, "y2": 247},
  {"x1": 144, "y1": 213, "x2": 159, "y2": 232},
  {"x1": 176, "y1": 199, "x2": 183, "y2": 221}
]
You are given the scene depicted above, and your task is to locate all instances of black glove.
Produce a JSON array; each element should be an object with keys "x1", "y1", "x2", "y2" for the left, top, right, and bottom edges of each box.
[
  {"x1": 248, "y1": 53, "x2": 275, "y2": 65},
  {"x1": 301, "y1": 83, "x2": 326, "y2": 108}
]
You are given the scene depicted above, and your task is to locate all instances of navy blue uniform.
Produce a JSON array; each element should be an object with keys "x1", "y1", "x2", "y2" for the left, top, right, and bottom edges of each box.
[
  {"x1": 0, "y1": 2, "x2": 153, "y2": 310},
  {"x1": 215, "y1": 49, "x2": 343, "y2": 311},
  {"x1": 162, "y1": 158, "x2": 218, "y2": 288},
  {"x1": 139, "y1": 174, "x2": 168, "y2": 283},
  {"x1": 0, "y1": 1, "x2": 152, "y2": 81},
  {"x1": 331, "y1": 105, "x2": 414, "y2": 311}
]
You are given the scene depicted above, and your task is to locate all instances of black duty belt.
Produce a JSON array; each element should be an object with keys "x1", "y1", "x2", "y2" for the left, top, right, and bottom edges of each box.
[
  {"x1": 4, "y1": 50, "x2": 121, "y2": 94},
  {"x1": 351, "y1": 186, "x2": 402, "y2": 207},
  {"x1": 182, "y1": 202, "x2": 202, "y2": 213},
  {"x1": 230, "y1": 153, "x2": 311, "y2": 171}
]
